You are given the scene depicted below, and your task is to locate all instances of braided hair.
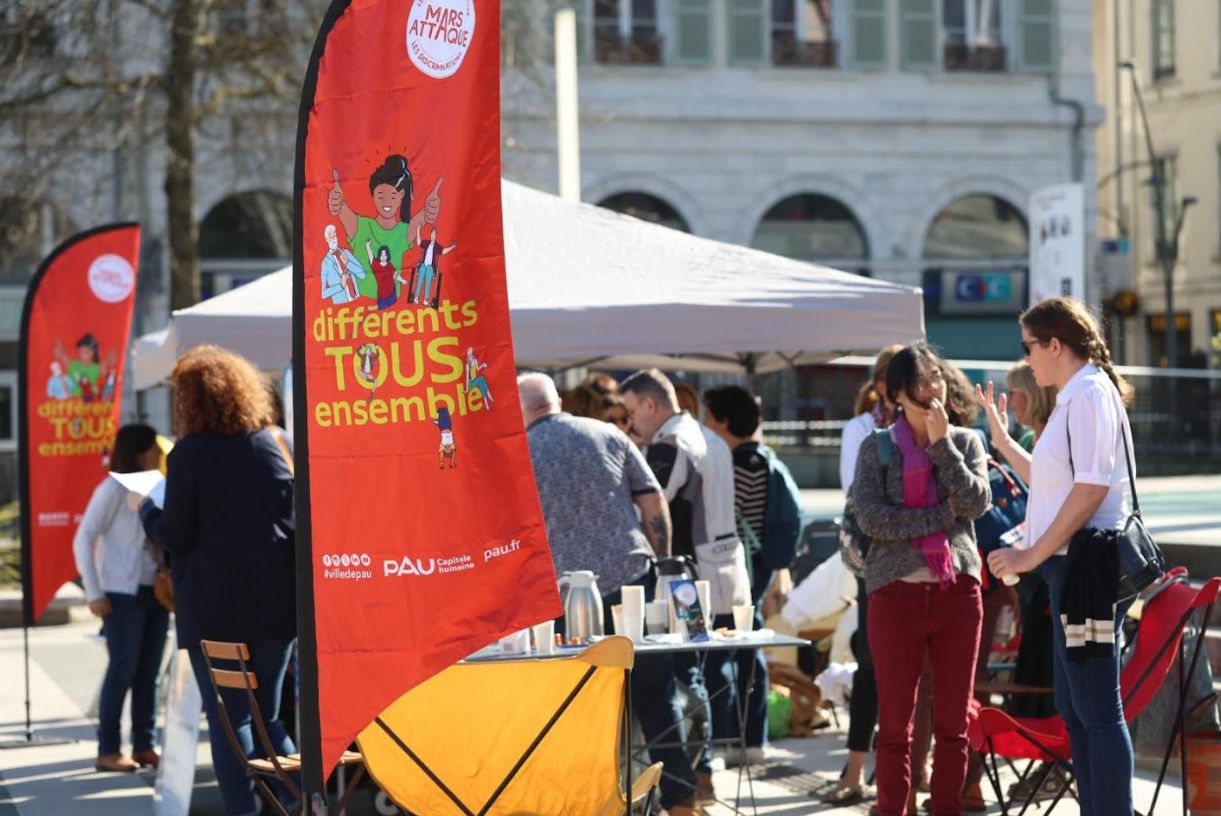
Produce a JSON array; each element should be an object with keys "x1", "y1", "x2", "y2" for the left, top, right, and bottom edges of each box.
[{"x1": 1020, "y1": 297, "x2": 1134, "y2": 405}]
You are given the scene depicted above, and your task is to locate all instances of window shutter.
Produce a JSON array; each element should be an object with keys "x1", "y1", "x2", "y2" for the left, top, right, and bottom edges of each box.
[
  {"x1": 727, "y1": 0, "x2": 768, "y2": 65},
  {"x1": 1019, "y1": 0, "x2": 1054, "y2": 72},
  {"x1": 900, "y1": 0, "x2": 938, "y2": 71},
  {"x1": 675, "y1": 0, "x2": 714, "y2": 64},
  {"x1": 851, "y1": 0, "x2": 887, "y2": 69}
]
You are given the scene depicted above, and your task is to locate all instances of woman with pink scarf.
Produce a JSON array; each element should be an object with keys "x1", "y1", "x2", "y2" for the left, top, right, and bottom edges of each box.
[{"x1": 851, "y1": 343, "x2": 991, "y2": 816}]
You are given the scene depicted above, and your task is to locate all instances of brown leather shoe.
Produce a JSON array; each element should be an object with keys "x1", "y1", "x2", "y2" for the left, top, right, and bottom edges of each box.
[
  {"x1": 132, "y1": 749, "x2": 160, "y2": 770},
  {"x1": 95, "y1": 753, "x2": 139, "y2": 773}
]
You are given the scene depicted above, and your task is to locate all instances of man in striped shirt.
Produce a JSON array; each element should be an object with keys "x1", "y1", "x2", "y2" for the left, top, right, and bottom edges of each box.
[{"x1": 702, "y1": 385, "x2": 804, "y2": 765}]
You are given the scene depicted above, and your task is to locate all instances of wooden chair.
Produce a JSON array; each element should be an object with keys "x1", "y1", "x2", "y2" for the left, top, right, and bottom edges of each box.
[{"x1": 199, "y1": 640, "x2": 367, "y2": 816}]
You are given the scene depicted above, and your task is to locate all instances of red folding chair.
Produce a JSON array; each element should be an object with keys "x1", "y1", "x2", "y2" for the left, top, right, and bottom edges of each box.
[{"x1": 971, "y1": 572, "x2": 1220, "y2": 816}]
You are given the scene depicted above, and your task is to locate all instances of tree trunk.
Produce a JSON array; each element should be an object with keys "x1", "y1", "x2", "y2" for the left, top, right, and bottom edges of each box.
[{"x1": 165, "y1": 0, "x2": 200, "y2": 310}]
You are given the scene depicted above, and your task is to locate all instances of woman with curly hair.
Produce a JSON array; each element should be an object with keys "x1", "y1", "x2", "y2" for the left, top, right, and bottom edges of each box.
[{"x1": 132, "y1": 346, "x2": 296, "y2": 816}]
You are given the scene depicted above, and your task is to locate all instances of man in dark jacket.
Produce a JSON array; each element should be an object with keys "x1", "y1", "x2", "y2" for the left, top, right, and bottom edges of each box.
[{"x1": 703, "y1": 385, "x2": 803, "y2": 764}]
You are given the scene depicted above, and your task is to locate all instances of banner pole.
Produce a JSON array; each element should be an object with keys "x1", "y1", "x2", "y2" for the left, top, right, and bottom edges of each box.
[{"x1": 293, "y1": 2, "x2": 353, "y2": 807}]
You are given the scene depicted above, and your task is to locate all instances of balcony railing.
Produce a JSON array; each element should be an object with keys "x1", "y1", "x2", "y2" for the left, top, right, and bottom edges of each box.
[
  {"x1": 594, "y1": 31, "x2": 664, "y2": 65},
  {"x1": 772, "y1": 38, "x2": 837, "y2": 68},
  {"x1": 943, "y1": 43, "x2": 1006, "y2": 72}
]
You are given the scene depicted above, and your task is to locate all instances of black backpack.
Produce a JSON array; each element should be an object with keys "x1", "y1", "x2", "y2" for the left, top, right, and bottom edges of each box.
[{"x1": 839, "y1": 428, "x2": 892, "y2": 578}]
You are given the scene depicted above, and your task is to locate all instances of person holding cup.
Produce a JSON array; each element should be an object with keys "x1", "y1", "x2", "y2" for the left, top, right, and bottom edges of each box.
[
  {"x1": 979, "y1": 297, "x2": 1139, "y2": 816},
  {"x1": 518, "y1": 373, "x2": 704, "y2": 816}
]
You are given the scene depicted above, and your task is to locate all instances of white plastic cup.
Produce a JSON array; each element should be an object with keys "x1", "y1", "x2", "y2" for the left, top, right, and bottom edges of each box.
[
  {"x1": 1002, "y1": 573, "x2": 1020, "y2": 586},
  {"x1": 532, "y1": 620, "x2": 555, "y2": 655},
  {"x1": 498, "y1": 629, "x2": 530, "y2": 656},
  {"x1": 620, "y1": 583, "x2": 649, "y2": 615},
  {"x1": 733, "y1": 604, "x2": 756, "y2": 634},
  {"x1": 620, "y1": 586, "x2": 646, "y2": 643},
  {"x1": 620, "y1": 602, "x2": 644, "y2": 644},
  {"x1": 646, "y1": 600, "x2": 669, "y2": 634},
  {"x1": 695, "y1": 580, "x2": 712, "y2": 620},
  {"x1": 611, "y1": 604, "x2": 624, "y2": 636}
]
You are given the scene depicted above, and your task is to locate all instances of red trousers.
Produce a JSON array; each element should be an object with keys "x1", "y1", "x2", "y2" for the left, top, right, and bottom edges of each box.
[{"x1": 869, "y1": 577, "x2": 982, "y2": 816}]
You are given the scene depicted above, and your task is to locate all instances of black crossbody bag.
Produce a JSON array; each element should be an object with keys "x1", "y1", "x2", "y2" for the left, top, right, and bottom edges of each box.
[{"x1": 1066, "y1": 395, "x2": 1165, "y2": 604}]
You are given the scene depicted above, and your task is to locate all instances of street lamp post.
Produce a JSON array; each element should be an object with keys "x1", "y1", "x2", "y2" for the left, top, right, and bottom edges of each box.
[{"x1": 1119, "y1": 60, "x2": 1197, "y2": 372}]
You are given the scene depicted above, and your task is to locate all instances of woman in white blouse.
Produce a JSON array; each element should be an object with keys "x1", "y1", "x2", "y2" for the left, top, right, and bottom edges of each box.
[
  {"x1": 73, "y1": 424, "x2": 168, "y2": 774},
  {"x1": 976, "y1": 297, "x2": 1137, "y2": 816}
]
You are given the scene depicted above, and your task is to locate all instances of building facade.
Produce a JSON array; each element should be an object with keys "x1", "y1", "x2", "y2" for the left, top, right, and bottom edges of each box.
[
  {"x1": 0, "y1": 0, "x2": 1103, "y2": 506},
  {"x1": 504, "y1": 0, "x2": 1101, "y2": 365},
  {"x1": 1093, "y1": 0, "x2": 1221, "y2": 368}
]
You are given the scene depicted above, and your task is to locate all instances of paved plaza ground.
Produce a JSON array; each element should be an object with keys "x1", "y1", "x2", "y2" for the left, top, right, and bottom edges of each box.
[{"x1": 3, "y1": 473, "x2": 1217, "y2": 815}]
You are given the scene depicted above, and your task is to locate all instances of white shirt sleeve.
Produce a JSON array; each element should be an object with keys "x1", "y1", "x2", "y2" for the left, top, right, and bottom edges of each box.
[
  {"x1": 662, "y1": 447, "x2": 689, "y2": 503},
  {"x1": 1066, "y1": 386, "x2": 1121, "y2": 487},
  {"x1": 72, "y1": 480, "x2": 120, "y2": 601},
  {"x1": 839, "y1": 414, "x2": 872, "y2": 497}
]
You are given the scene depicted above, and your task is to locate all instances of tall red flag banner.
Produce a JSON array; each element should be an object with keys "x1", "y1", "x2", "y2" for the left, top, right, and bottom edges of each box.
[
  {"x1": 293, "y1": 0, "x2": 561, "y2": 786},
  {"x1": 19, "y1": 223, "x2": 141, "y2": 624}
]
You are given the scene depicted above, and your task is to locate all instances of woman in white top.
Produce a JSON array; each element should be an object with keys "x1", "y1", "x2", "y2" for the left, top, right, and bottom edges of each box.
[
  {"x1": 823, "y1": 344, "x2": 901, "y2": 806},
  {"x1": 977, "y1": 297, "x2": 1137, "y2": 816},
  {"x1": 73, "y1": 424, "x2": 168, "y2": 774}
]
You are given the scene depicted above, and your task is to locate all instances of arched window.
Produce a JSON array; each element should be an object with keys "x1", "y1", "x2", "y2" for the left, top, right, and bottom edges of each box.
[
  {"x1": 923, "y1": 194, "x2": 1027, "y2": 259},
  {"x1": 200, "y1": 190, "x2": 292, "y2": 260},
  {"x1": 199, "y1": 190, "x2": 292, "y2": 297},
  {"x1": 597, "y1": 192, "x2": 690, "y2": 233},
  {"x1": 750, "y1": 193, "x2": 869, "y2": 272},
  {"x1": 0, "y1": 197, "x2": 75, "y2": 286}
]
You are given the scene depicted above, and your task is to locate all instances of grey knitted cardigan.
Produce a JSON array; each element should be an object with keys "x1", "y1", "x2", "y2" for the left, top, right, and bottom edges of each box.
[{"x1": 852, "y1": 426, "x2": 991, "y2": 595}]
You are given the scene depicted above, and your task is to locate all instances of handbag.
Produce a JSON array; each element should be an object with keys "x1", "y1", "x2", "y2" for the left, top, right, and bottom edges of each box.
[
  {"x1": 147, "y1": 541, "x2": 174, "y2": 612},
  {"x1": 1066, "y1": 396, "x2": 1165, "y2": 604},
  {"x1": 153, "y1": 567, "x2": 174, "y2": 612}
]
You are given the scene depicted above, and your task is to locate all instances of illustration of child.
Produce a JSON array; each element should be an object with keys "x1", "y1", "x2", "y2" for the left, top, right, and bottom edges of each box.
[
  {"x1": 464, "y1": 347, "x2": 493, "y2": 411},
  {"x1": 365, "y1": 240, "x2": 407, "y2": 311},
  {"x1": 433, "y1": 407, "x2": 456, "y2": 470},
  {"x1": 355, "y1": 344, "x2": 380, "y2": 403}
]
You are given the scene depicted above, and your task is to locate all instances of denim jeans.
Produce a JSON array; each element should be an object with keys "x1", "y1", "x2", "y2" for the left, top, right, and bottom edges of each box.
[
  {"x1": 1041, "y1": 555, "x2": 1136, "y2": 816},
  {"x1": 594, "y1": 583, "x2": 699, "y2": 810},
  {"x1": 703, "y1": 611, "x2": 769, "y2": 749},
  {"x1": 188, "y1": 639, "x2": 296, "y2": 816},
  {"x1": 98, "y1": 586, "x2": 169, "y2": 755}
]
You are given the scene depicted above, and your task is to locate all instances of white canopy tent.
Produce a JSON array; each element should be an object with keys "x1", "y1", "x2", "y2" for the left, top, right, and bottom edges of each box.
[{"x1": 131, "y1": 181, "x2": 924, "y2": 390}]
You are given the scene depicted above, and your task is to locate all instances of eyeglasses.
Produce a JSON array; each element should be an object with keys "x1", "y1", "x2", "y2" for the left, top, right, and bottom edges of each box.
[
  {"x1": 1020, "y1": 338, "x2": 1050, "y2": 357},
  {"x1": 914, "y1": 370, "x2": 944, "y2": 391}
]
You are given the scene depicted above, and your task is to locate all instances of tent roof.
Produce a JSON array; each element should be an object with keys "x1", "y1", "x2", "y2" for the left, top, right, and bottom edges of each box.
[{"x1": 131, "y1": 181, "x2": 924, "y2": 389}]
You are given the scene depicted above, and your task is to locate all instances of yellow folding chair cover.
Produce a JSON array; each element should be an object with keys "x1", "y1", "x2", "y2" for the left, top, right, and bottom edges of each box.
[{"x1": 358, "y1": 636, "x2": 643, "y2": 816}]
